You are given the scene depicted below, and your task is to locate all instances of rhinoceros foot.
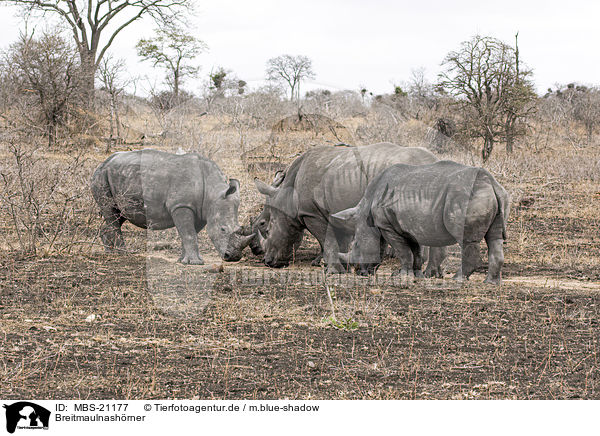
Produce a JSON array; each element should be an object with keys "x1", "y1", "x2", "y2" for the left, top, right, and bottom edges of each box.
[
  {"x1": 483, "y1": 276, "x2": 502, "y2": 285},
  {"x1": 311, "y1": 254, "x2": 323, "y2": 267},
  {"x1": 452, "y1": 272, "x2": 468, "y2": 282},
  {"x1": 324, "y1": 262, "x2": 347, "y2": 274},
  {"x1": 101, "y1": 230, "x2": 125, "y2": 252},
  {"x1": 423, "y1": 266, "x2": 444, "y2": 278},
  {"x1": 178, "y1": 255, "x2": 205, "y2": 265}
]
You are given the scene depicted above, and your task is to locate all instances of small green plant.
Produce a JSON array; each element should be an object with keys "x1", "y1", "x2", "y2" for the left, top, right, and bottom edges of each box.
[
  {"x1": 323, "y1": 315, "x2": 359, "y2": 331},
  {"x1": 394, "y1": 85, "x2": 407, "y2": 97}
]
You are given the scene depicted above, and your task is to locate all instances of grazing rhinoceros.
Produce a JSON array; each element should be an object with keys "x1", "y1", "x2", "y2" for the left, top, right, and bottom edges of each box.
[
  {"x1": 241, "y1": 170, "x2": 287, "y2": 257},
  {"x1": 332, "y1": 161, "x2": 510, "y2": 284},
  {"x1": 252, "y1": 142, "x2": 445, "y2": 274},
  {"x1": 91, "y1": 149, "x2": 253, "y2": 264}
]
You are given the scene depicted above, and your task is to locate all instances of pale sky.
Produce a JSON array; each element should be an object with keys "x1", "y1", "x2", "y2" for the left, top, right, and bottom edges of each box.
[{"x1": 0, "y1": 0, "x2": 598, "y2": 96}]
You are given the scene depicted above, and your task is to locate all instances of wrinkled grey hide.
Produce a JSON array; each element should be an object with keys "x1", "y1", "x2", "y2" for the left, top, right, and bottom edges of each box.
[
  {"x1": 241, "y1": 170, "x2": 287, "y2": 257},
  {"x1": 91, "y1": 149, "x2": 253, "y2": 264},
  {"x1": 333, "y1": 161, "x2": 510, "y2": 284},
  {"x1": 253, "y1": 142, "x2": 444, "y2": 273}
]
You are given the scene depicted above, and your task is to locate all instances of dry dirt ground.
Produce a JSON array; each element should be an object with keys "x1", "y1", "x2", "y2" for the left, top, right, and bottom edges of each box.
[
  {"x1": 1, "y1": 119, "x2": 600, "y2": 400},
  {"x1": 2, "y1": 244, "x2": 600, "y2": 400}
]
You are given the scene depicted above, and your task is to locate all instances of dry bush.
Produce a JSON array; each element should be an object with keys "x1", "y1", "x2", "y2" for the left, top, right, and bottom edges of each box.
[
  {"x1": 0, "y1": 134, "x2": 98, "y2": 255},
  {"x1": 303, "y1": 90, "x2": 368, "y2": 120},
  {"x1": 116, "y1": 96, "x2": 218, "y2": 156},
  {"x1": 536, "y1": 85, "x2": 600, "y2": 148},
  {"x1": 270, "y1": 113, "x2": 354, "y2": 146},
  {"x1": 354, "y1": 105, "x2": 438, "y2": 148},
  {"x1": 0, "y1": 31, "x2": 92, "y2": 148},
  {"x1": 207, "y1": 91, "x2": 291, "y2": 130}
]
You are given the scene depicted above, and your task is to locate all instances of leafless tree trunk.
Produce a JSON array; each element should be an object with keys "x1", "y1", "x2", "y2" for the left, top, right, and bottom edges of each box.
[
  {"x1": 482, "y1": 132, "x2": 494, "y2": 161},
  {"x1": 505, "y1": 116, "x2": 515, "y2": 153},
  {"x1": 98, "y1": 56, "x2": 129, "y2": 152}
]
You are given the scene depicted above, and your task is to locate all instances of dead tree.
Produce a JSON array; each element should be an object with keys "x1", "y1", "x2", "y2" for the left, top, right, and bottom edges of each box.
[
  {"x1": 439, "y1": 34, "x2": 536, "y2": 160},
  {"x1": 98, "y1": 55, "x2": 129, "y2": 151}
]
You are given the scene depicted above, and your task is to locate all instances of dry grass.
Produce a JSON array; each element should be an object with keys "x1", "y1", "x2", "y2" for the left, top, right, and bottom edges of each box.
[{"x1": 0, "y1": 102, "x2": 599, "y2": 399}]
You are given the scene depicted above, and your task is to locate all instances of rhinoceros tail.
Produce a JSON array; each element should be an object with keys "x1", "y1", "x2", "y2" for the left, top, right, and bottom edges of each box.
[
  {"x1": 90, "y1": 160, "x2": 116, "y2": 214},
  {"x1": 490, "y1": 175, "x2": 510, "y2": 240}
]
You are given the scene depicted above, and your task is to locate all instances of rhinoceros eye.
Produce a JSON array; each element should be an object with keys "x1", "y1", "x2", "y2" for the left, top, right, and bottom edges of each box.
[{"x1": 220, "y1": 226, "x2": 227, "y2": 233}]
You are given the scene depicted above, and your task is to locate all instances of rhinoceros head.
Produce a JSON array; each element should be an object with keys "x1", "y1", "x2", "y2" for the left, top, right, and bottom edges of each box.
[
  {"x1": 332, "y1": 206, "x2": 383, "y2": 276},
  {"x1": 207, "y1": 179, "x2": 254, "y2": 261},
  {"x1": 255, "y1": 176, "x2": 303, "y2": 268},
  {"x1": 223, "y1": 229, "x2": 255, "y2": 261},
  {"x1": 247, "y1": 208, "x2": 269, "y2": 256},
  {"x1": 246, "y1": 171, "x2": 286, "y2": 256}
]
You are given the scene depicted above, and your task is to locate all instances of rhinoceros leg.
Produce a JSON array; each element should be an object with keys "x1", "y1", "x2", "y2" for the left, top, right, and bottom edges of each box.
[
  {"x1": 324, "y1": 229, "x2": 353, "y2": 273},
  {"x1": 100, "y1": 207, "x2": 126, "y2": 251},
  {"x1": 424, "y1": 247, "x2": 446, "y2": 278},
  {"x1": 171, "y1": 207, "x2": 204, "y2": 265},
  {"x1": 325, "y1": 226, "x2": 355, "y2": 272},
  {"x1": 387, "y1": 245, "x2": 445, "y2": 277},
  {"x1": 310, "y1": 254, "x2": 322, "y2": 267},
  {"x1": 303, "y1": 216, "x2": 325, "y2": 255},
  {"x1": 383, "y1": 243, "x2": 400, "y2": 259},
  {"x1": 453, "y1": 242, "x2": 481, "y2": 281},
  {"x1": 304, "y1": 216, "x2": 343, "y2": 273},
  {"x1": 484, "y1": 238, "x2": 504, "y2": 284},
  {"x1": 380, "y1": 229, "x2": 417, "y2": 283},
  {"x1": 412, "y1": 245, "x2": 425, "y2": 279},
  {"x1": 483, "y1": 211, "x2": 506, "y2": 285}
]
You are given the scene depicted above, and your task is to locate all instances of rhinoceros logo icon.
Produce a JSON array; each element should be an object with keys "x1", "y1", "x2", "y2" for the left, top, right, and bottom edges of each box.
[{"x1": 3, "y1": 402, "x2": 50, "y2": 434}]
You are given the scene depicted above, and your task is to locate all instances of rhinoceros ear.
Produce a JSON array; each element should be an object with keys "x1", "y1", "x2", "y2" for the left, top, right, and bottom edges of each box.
[
  {"x1": 272, "y1": 171, "x2": 285, "y2": 187},
  {"x1": 223, "y1": 179, "x2": 240, "y2": 198},
  {"x1": 255, "y1": 178, "x2": 279, "y2": 197}
]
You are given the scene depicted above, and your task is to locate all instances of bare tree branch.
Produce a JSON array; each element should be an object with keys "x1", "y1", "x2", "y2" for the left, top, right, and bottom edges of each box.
[
  {"x1": 266, "y1": 55, "x2": 315, "y2": 102},
  {"x1": 439, "y1": 35, "x2": 536, "y2": 160},
  {"x1": 1, "y1": 0, "x2": 193, "y2": 96}
]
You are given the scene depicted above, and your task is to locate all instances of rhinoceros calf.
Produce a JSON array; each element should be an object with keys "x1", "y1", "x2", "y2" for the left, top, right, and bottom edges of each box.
[
  {"x1": 252, "y1": 142, "x2": 444, "y2": 274},
  {"x1": 91, "y1": 149, "x2": 253, "y2": 264},
  {"x1": 333, "y1": 161, "x2": 510, "y2": 284}
]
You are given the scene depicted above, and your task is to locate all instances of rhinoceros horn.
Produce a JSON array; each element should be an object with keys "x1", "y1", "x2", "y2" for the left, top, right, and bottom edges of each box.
[
  {"x1": 255, "y1": 178, "x2": 279, "y2": 197},
  {"x1": 338, "y1": 252, "x2": 350, "y2": 264},
  {"x1": 256, "y1": 228, "x2": 267, "y2": 251},
  {"x1": 330, "y1": 206, "x2": 358, "y2": 229},
  {"x1": 232, "y1": 226, "x2": 255, "y2": 249},
  {"x1": 331, "y1": 206, "x2": 358, "y2": 222},
  {"x1": 239, "y1": 232, "x2": 255, "y2": 248}
]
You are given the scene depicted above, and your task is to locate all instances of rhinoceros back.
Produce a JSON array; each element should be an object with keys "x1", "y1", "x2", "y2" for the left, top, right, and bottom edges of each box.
[
  {"x1": 365, "y1": 161, "x2": 508, "y2": 246},
  {"x1": 298, "y1": 143, "x2": 438, "y2": 218}
]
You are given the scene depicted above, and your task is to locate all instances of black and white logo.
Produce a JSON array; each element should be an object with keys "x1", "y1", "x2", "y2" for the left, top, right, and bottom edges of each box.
[{"x1": 3, "y1": 402, "x2": 50, "y2": 434}]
